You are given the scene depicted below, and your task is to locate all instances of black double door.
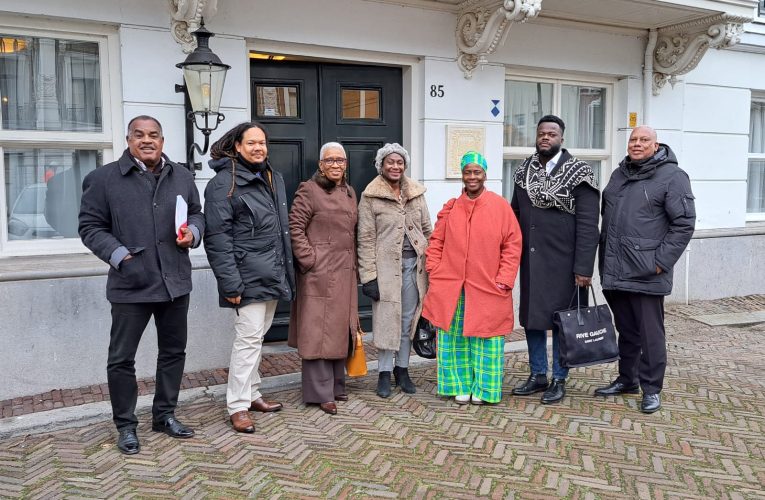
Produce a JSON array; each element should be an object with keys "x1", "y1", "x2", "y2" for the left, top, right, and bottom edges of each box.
[{"x1": 250, "y1": 60, "x2": 403, "y2": 341}]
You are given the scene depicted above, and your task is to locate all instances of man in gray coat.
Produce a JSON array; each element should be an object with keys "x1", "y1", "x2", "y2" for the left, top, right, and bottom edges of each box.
[
  {"x1": 79, "y1": 115, "x2": 204, "y2": 454},
  {"x1": 595, "y1": 126, "x2": 695, "y2": 413},
  {"x1": 511, "y1": 115, "x2": 600, "y2": 404}
]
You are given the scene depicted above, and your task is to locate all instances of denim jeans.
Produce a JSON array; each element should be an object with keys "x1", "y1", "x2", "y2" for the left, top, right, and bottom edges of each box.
[{"x1": 524, "y1": 326, "x2": 568, "y2": 380}]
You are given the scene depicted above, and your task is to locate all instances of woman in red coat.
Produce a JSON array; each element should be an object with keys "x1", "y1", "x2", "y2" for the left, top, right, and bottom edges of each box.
[{"x1": 421, "y1": 151, "x2": 522, "y2": 404}]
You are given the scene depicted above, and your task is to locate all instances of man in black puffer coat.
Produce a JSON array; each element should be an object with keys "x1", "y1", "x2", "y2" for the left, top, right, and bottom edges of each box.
[
  {"x1": 203, "y1": 122, "x2": 295, "y2": 434},
  {"x1": 595, "y1": 126, "x2": 696, "y2": 414}
]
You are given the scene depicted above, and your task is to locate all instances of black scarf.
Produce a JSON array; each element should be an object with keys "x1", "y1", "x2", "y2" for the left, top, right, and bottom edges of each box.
[{"x1": 514, "y1": 149, "x2": 596, "y2": 214}]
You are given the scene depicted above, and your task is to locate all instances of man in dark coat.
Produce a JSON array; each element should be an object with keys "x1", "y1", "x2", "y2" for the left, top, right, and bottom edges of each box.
[
  {"x1": 595, "y1": 126, "x2": 695, "y2": 414},
  {"x1": 203, "y1": 122, "x2": 295, "y2": 434},
  {"x1": 511, "y1": 115, "x2": 600, "y2": 404},
  {"x1": 79, "y1": 115, "x2": 204, "y2": 454}
]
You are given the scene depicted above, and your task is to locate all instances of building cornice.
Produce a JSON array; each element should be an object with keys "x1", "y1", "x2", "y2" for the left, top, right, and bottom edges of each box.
[
  {"x1": 455, "y1": 0, "x2": 541, "y2": 78},
  {"x1": 653, "y1": 12, "x2": 751, "y2": 94}
]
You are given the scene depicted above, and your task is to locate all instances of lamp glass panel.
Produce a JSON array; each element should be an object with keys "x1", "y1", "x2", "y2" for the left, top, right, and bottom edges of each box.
[{"x1": 183, "y1": 64, "x2": 227, "y2": 113}]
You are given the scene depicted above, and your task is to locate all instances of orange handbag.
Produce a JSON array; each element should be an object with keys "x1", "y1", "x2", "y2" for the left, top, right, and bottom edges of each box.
[{"x1": 346, "y1": 325, "x2": 368, "y2": 377}]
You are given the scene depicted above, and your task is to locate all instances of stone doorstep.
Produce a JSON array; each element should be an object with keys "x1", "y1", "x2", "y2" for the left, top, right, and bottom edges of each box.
[{"x1": 0, "y1": 338, "x2": 533, "y2": 440}]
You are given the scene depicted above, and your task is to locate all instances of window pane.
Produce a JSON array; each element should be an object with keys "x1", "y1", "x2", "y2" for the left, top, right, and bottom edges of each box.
[
  {"x1": 560, "y1": 85, "x2": 606, "y2": 149},
  {"x1": 502, "y1": 159, "x2": 524, "y2": 199},
  {"x1": 341, "y1": 88, "x2": 380, "y2": 120},
  {"x1": 0, "y1": 34, "x2": 102, "y2": 131},
  {"x1": 255, "y1": 85, "x2": 298, "y2": 118},
  {"x1": 504, "y1": 81, "x2": 553, "y2": 147},
  {"x1": 750, "y1": 101, "x2": 765, "y2": 154},
  {"x1": 588, "y1": 160, "x2": 602, "y2": 188},
  {"x1": 747, "y1": 159, "x2": 765, "y2": 213},
  {"x1": 5, "y1": 148, "x2": 101, "y2": 240}
]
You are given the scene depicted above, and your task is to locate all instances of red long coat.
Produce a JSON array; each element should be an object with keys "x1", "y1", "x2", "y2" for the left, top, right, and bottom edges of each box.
[{"x1": 421, "y1": 189, "x2": 522, "y2": 338}]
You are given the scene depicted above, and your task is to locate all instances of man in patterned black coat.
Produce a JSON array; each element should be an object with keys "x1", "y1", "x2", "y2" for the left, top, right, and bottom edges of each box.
[{"x1": 510, "y1": 115, "x2": 600, "y2": 404}]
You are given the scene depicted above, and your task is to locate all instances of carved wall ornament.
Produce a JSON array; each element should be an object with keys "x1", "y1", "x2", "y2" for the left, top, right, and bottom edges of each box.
[
  {"x1": 652, "y1": 13, "x2": 749, "y2": 95},
  {"x1": 168, "y1": 0, "x2": 218, "y2": 53},
  {"x1": 456, "y1": 0, "x2": 542, "y2": 79}
]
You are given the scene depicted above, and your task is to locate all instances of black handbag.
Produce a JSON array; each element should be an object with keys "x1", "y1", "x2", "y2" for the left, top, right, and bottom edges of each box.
[
  {"x1": 553, "y1": 286, "x2": 619, "y2": 368},
  {"x1": 413, "y1": 316, "x2": 437, "y2": 359}
]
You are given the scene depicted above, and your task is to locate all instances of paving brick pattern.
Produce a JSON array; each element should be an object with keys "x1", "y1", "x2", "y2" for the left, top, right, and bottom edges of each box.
[
  {"x1": 0, "y1": 330, "x2": 523, "y2": 418},
  {"x1": 1, "y1": 297, "x2": 764, "y2": 498}
]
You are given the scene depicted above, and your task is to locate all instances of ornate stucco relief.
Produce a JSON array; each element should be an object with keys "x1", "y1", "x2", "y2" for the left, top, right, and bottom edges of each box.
[
  {"x1": 456, "y1": 0, "x2": 541, "y2": 79},
  {"x1": 653, "y1": 13, "x2": 749, "y2": 95},
  {"x1": 167, "y1": 0, "x2": 219, "y2": 53}
]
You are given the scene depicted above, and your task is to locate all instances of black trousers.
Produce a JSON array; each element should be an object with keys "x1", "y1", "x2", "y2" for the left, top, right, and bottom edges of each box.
[
  {"x1": 603, "y1": 290, "x2": 666, "y2": 395},
  {"x1": 108, "y1": 295, "x2": 189, "y2": 430}
]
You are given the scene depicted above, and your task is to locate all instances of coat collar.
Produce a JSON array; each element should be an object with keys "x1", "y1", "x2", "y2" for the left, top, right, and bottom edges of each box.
[
  {"x1": 362, "y1": 174, "x2": 426, "y2": 202},
  {"x1": 118, "y1": 149, "x2": 176, "y2": 176}
]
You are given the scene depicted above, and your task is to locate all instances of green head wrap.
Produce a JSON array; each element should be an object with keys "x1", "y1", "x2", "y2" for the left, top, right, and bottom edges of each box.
[{"x1": 460, "y1": 151, "x2": 488, "y2": 171}]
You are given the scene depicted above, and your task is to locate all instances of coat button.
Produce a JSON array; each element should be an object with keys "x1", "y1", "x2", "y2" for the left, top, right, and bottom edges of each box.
[
  {"x1": 531, "y1": 224, "x2": 535, "y2": 230},
  {"x1": 634, "y1": 244, "x2": 640, "y2": 249},
  {"x1": 530, "y1": 247, "x2": 535, "y2": 253},
  {"x1": 408, "y1": 225, "x2": 413, "y2": 230}
]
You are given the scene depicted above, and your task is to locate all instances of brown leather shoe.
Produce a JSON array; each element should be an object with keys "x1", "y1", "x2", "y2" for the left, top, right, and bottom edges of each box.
[
  {"x1": 249, "y1": 397, "x2": 283, "y2": 413},
  {"x1": 319, "y1": 402, "x2": 337, "y2": 415},
  {"x1": 334, "y1": 394, "x2": 349, "y2": 402},
  {"x1": 230, "y1": 411, "x2": 254, "y2": 433}
]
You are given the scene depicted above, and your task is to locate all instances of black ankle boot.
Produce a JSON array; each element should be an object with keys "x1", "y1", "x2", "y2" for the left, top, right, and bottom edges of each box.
[
  {"x1": 393, "y1": 366, "x2": 416, "y2": 394},
  {"x1": 377, "y1": 371, "x2": 392, "y2": 398}
]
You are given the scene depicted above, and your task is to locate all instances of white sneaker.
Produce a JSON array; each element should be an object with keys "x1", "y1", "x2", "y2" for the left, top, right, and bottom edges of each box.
[
  {"x1": 471, "y1": 395, "x2": 484, "y2": 405},
  {"x1": 455, "y1": 394, "x2": 470, "y2": 404}
]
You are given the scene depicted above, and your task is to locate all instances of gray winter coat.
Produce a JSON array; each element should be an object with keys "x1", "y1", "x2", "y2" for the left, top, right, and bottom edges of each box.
[
  {"x1": 79, "y1": 149, "x2": 204, "y2": 303},
  {"x1": 599, "y1": 144, "x2": 696, "y2": 295},
  {"x1": 203, "y1": 157, "x2": 295, "y2": 307}
]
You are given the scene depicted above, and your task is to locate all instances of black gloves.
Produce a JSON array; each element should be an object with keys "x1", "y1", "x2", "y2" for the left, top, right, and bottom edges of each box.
[{"x1": 361, "y1": 279, "x2": 380, "y2": 301}]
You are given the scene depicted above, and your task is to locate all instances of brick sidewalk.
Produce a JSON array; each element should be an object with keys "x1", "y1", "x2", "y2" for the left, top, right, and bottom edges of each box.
[
  {"x1": 1, "y1": 296, "x2": 764, "y2": 497},
  {"x1": 0, "y1": 328, "x2": 526, "y2": 418}
]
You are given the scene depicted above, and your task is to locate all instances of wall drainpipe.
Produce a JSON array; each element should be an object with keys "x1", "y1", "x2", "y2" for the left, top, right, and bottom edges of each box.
[{"x1": 643, "y1": 29, "x2": 657, "y2": 126}]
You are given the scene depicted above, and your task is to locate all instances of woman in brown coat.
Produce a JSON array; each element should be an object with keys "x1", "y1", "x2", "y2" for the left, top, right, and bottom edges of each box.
[
  {"x1": 288, "y1": 142, "x2": 359, "y2": 415},
  {"x1": 358, "y1": 143, "x2": 432, "y2": 398}
]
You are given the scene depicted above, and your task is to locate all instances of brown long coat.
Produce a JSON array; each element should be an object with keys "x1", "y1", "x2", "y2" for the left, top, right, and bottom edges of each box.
[
  {"x1": 287, "y1": 178, "x2": 359, "y2": 360},
  {"x1": 357, "y1": 175, "x2": 432, "y2": 350}
]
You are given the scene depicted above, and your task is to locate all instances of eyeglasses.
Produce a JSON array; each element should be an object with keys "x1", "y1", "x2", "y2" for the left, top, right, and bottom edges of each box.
[{"x1": 321, "y1": 157, "x2": 347, "y2": 166}]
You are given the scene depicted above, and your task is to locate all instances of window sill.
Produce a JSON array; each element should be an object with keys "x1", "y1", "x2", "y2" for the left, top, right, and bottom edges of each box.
[
  {"x1": 0, "y1": 253, "x2": 211, "y2": 283},
  {"x1": 692, "y1": 222, "x2": 765, "y2": 239}
]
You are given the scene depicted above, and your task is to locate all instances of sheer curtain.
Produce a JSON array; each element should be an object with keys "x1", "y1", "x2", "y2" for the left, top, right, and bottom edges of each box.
[
  {"x1": 504, "y1": 81, "x2": 553, "y2": 147},
  {"x1": 748, "y1": 101, "x2": 765, "y2": 213},
  {"x1": 561, "y1": 85, "x2": 605, "y2": 149}
]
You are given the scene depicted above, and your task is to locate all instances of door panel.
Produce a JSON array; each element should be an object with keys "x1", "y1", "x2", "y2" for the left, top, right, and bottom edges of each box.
[{"x1": 250, "y1": 60, "x2": 402, "y2": 341}]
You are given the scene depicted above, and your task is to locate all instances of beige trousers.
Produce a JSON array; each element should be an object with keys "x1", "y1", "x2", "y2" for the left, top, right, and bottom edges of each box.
[{"x1": 226, "y1": 300, "x2": 278, "y2": 415}]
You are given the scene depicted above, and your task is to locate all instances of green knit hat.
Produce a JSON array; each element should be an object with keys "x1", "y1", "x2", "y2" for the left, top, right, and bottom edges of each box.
[{"x1": 460, "y1": 151, "x2": 487, "y2": 171}]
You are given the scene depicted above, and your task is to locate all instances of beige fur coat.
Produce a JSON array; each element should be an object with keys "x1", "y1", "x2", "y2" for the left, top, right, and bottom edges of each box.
[{"x1": 357, "y1": 175, "x2": 432, "y2": 350}]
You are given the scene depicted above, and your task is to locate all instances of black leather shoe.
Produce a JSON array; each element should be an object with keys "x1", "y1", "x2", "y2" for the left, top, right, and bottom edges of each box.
[
  {"x1": 117, "y1": 428, "x2": 140, "y2": 455},
  {"x1": 594, "y1": 380, "x2": 640, "y2": 396},
  {"x1": 641, "y1": 393, "x2": 662, "y2": 414},
  {"x1": 541, "y1": 378, "x2": 566, "y2": 404},
  {"x1": 377, "y1": 371, "x2": 392, "y2": 398},
  {"x1": 393, "y1": 366, "x2": 416, "y2": 394},
  {"x1": 151, "y1": 416, "x2": 195, "y2": 438},
  {"x1": 512, "y1": 374, "x2": 548, "y2": 396}
]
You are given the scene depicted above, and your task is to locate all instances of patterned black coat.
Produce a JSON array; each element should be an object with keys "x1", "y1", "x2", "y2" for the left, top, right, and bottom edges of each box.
[{"x1": 511, "y1": 150, "x2": 600, "y2": 330}]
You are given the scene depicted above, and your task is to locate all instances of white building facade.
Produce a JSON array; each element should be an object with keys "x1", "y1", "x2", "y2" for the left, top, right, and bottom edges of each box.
[{"x1": 1, "y1": 0, "x2": 764, "y2": 399}]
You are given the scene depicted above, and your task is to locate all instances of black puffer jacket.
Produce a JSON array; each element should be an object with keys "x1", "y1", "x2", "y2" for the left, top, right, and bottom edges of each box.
[
  {"x1": 203, "y1": 157, "x2": 295, "y2": 307},
  {"x1": 599, "y1": 144, "x2": 695, "y2": 295}
]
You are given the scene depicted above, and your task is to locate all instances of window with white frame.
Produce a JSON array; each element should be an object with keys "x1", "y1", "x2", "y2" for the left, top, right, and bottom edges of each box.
[
  {"x1": 748, "y1": 98, "x2": 765, "y2": 218},
  {"x1": 0, "y1": 25, "x2": 117, "y2": 254},
  {"x1": 502, "y1": 76, "x2": 610, "y2": 199}
]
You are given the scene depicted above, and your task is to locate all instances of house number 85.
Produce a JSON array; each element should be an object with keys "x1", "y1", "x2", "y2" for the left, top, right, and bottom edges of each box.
[{"x1": 429, "y1": 85, "x2": 445, "y2": 98}]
